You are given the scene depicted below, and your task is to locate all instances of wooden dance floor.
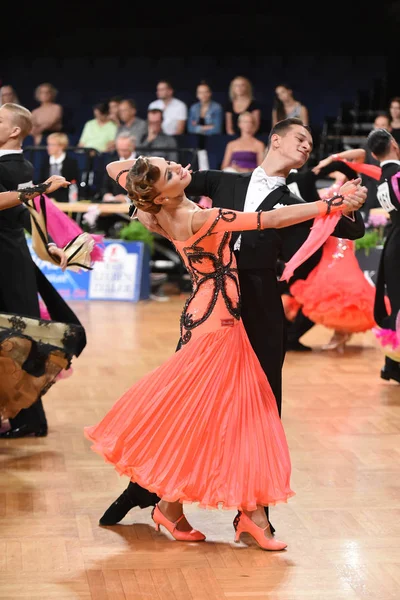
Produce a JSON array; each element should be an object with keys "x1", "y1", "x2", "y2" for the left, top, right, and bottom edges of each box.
[{"x1": 1, "y1": 296, "x2": 400, "y2": 599}]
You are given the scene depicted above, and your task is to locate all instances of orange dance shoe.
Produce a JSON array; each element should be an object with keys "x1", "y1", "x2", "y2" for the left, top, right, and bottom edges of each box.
[
  {"x1": 151, "y1": 504, "x2": 206, "y2": 542},
  {"x1": 233, "y1": 511, "x2": 287, "y2": 551}
]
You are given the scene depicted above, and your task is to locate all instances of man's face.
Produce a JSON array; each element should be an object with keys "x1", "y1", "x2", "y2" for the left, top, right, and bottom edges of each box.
[
  {"x1": 118, "y1": 102, "x2": 135, "y2": 123},
  {"x1": 116, "y1": 139, "x2": 135, "y2": 159},
  {"x1": 147, "y1": 114, "x2": 162, "y2": 134},
  {"x1": 156, "y1": 83, "x2": 172, "y2": 100},
  {"x1": 0, "y1": 107, "x2": 16, "y2": 145},
  {"x1": 274, "y1": 125, "x2": 313, "y2": 168}
]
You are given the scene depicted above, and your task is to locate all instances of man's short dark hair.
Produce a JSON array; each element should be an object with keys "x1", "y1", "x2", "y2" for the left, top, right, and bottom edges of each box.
[
  {"x1": 367, "y1": 128, "x2": 393, "y2": 158},
  {"x1": 267, "y1": 117, "x2": 311, "y2": 148},
  {"x1": 147, "y1": 108, "x2": 163, "y2": 120}
]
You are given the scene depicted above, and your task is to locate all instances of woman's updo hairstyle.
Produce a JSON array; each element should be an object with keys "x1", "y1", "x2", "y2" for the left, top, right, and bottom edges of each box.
[{"x1": 125, "y1": 156, "x2": 162, "y2": 214}]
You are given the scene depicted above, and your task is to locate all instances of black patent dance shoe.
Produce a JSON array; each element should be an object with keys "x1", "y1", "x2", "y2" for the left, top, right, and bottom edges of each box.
[
  {"x1": 286, "y1": 341, "x2": 312, "y2": 352},
  {"x1": 380, "y1": 365, "x2": 400, "y2": 384},
  {"x1": 0, "y1": 424, "x2": 48, "y2": 438},
  {"x1": 99, "y1": 482, "x2": 159, "y2": 526}
]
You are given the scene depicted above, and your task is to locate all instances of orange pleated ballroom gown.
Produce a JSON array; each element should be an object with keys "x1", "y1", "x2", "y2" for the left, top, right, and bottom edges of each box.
[{"x1": 85, "y1": 208, "x2": 294, "y2": 511}]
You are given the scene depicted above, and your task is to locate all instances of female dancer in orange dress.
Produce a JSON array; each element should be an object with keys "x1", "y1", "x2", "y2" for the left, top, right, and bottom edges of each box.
[
  {"x1": 84, "y1": 156, "x2": 360, "y2": 550},
  {"x1": 289, "y1": 177, "x2": 377, "y2": 351}
]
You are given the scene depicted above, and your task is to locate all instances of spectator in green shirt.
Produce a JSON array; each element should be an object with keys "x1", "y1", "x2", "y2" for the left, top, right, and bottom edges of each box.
[{"x1": 78, "y1": 102, "x2": 118, "y2": 153}]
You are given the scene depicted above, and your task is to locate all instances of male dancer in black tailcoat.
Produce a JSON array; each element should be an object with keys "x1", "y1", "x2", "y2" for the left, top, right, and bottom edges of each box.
[
  {"x1": 0, "y1": 103, "x2": 86, "y2": 438},
  {"x1": 367, "y1": 128, "x2": 400, "y2": 384}
]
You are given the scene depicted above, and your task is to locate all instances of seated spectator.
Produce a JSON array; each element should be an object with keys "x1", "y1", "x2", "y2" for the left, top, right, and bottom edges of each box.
[
  {"x1": 187, "y1": 81, "x2": 223, "y2": 136},
  {"x1": 101, "y1": 133, "x2": 137, "y2": 203},
  {"x1": 113, "y1": 98, "x2": 146, "y2": 149},
  {"x1": 271, "y1": 83, "x2": 309, "y2": 126},
  {"x1": 148, "y1": 80, "x2": 188, "y2": 135},
  {"x1": 38, "y1": 132, "x2": 81, "y2": 203},
  {"x1": 78, "y1": 101, "x2": 118, "y2": 153},
  {"x1": 224, "y1": 75, "x2": 262, "y2": 136},
  {"x1": 220, "y1": 111, "x2": 265, "y2": 172},
  {"x1": 0, "y1": 84, "x2": 19, "y2": 105},
  {"x1": 108, "y1": 95, "x2": 123, "y2": 126},
  {"x1": 31, "y1": 82, "x2": 63, "y2": 146},
  {"x1": 92, "y1": 133, "x2": 136, "y2": 237},
  {"x1": 138, "y1": 108, "x2": 179, "y2": 162},
  {"x1": 388, "y1": 96, "x2": 400, "y2": 145}
]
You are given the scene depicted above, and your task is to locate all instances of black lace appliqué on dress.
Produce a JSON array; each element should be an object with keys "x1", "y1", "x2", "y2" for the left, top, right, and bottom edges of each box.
[
  {"x1": 8, "y1": 316, "x2": 27, "y2": 332},
  {"x1": 179, "y1": 210, "x2": 241, "y2": 345}
]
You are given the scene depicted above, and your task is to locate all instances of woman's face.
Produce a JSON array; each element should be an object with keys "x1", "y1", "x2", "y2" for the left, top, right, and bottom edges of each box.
[
  {"x1": 1, "y1": 86, "x2": 15, "y2": 103},
  {"x1": 275, "y1": 86, "x2": 292, "y2": 102},
  {"x1": 238, "y1": 114, "x2": 255, "y2": 134},
  {"x1": 390, "y1": 101, "x2": 400, "y2": 119},
  {"x1": 149, "y1": 157, "x2": 192, "y2": 200},
  {"x1": 232, "y1": 78, "x2": 248, "y2": 96},
  {"x1": 38, "y1": 86, "x2": 53, "y2": 102},
  {"x1": 197, "y1": 85, "x2": 211, "y2": 103}
]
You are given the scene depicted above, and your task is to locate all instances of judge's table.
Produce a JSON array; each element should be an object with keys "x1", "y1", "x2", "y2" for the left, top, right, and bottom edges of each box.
[{"x1": 51, "y1": 200, "x2": 130, "y2": 214}]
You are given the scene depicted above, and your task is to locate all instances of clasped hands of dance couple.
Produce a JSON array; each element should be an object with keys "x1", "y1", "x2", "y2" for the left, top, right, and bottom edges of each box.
[{"x1": 0, "y1": 174, "x2": 71, "y2": 270}]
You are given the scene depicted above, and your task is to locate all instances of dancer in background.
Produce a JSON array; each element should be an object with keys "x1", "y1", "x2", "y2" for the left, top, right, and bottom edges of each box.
[
  {"x1": 282, "y1": 159, "x2": 363, "y2": 351},
  {"x1": 0, "y1": 175, "x2": 87, "y2": 420},
  {"x1": 287, "y1": 171, "x2": 377, "y2": 352},
  {"x1": 367, "y1": 128, "x2": 400, "y2": 384},
  {"x1": 0, "y1": 103, "x2": 90, "y2": 438}
]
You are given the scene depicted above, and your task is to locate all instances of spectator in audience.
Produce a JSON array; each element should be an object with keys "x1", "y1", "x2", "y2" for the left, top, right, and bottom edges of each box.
[
  {"x1": 148, "y1": 80, "x2": 188, "y2": 135},
  {"x1": 272, "y1": 83, "x2": 309, "y2": 127},
  {"x1": 38, "y1": 132, "x2": 81, "y2": 203},
  {"x1": 388, "y1": 96, "x2": 400, "y2": 145},
  {"x1": 187, "y1": 81, "x2": 223, "y2": 136},
  {"x1": 221, "y1": 111, "x2": 265, "y2": 172},
  {"x1": 0, "y1": 84, "x2": 19, "y2": 105},
  {"x1": 31, "y1": 82, "x2": 63, "y2": 146},
  {"x1": 114, "y1": 98, "x2": 146, "y2": 147},
  {"x1": 94, "y1": 133, "x2": 135, "y2": 236},
  {"x1": 224, "y1": 75, "x2": 262, "y2": 136},
  {"x1": 102, "y1": 133, "x2": 137, "y2": 203},
  {"x1": 78, "y1": 101, "x2": 118, "y2": 153},
  {"x1": 139, "y1": 108, "x2": 179, "y2": 162},
  {"x1": 108, "y1": 95, "x2": 124, "y2": 126}
]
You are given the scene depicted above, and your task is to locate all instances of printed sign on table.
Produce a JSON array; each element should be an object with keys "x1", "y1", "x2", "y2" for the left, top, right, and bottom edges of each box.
[{"x1": 27, "y1": 238, "x2": 150, "y2": 302}]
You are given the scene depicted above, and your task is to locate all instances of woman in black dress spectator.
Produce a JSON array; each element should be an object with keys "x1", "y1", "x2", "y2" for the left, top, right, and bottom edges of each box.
[{"x1": 224, "y1": 76, "x2": 262, "y2": 136}]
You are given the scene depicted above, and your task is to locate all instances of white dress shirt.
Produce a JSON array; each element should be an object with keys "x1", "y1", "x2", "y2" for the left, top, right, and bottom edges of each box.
[
  {"x1": 234, "y1": 166, "x2": 286, "y2": 251},
  {"x1": 148, "y1": 98, "x2": 188, "y2": 135},
  {"x1": 0, "y1": 149, "x2": 23, "y2": 157},
  {"x1": 49, "y1": 152, "x2": 66, "y2": 176},
  {"x1": 119, "y1": 152, "x2": 136, "y2": 161}
]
